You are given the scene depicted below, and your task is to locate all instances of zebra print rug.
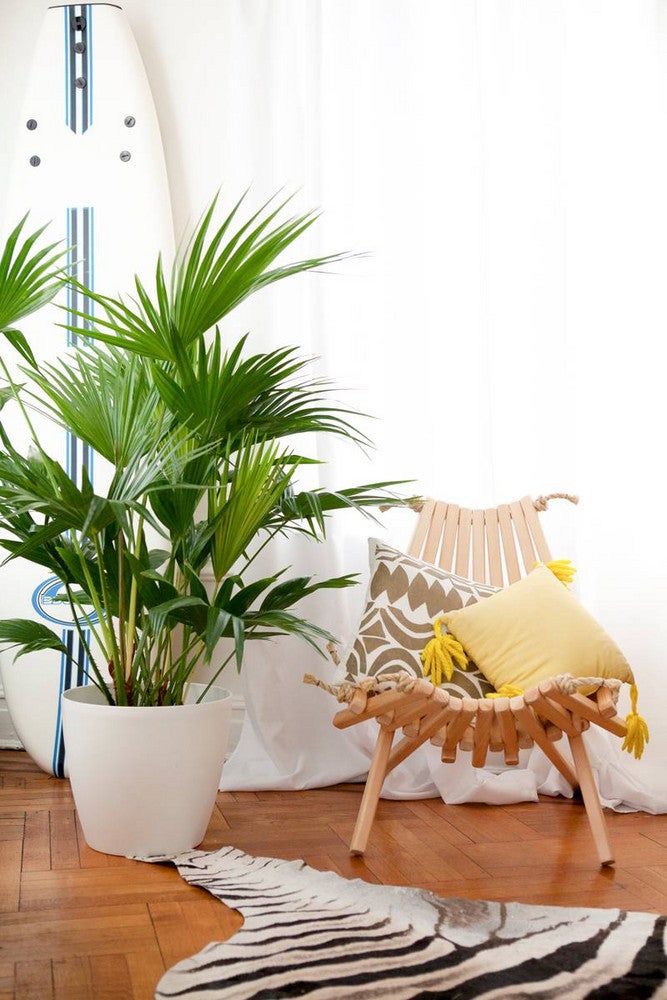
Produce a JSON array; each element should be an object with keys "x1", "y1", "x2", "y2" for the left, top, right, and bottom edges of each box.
[{"x1": 154, "y1": 846, "x2": 666, "y2": 999}]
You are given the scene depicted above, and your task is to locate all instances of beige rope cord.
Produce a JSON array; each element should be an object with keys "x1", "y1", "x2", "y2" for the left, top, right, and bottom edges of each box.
[
  {"x1": 303, "y1": 670, "x2": 419, "y2": 704},
  {"x1": 379, "y1": 493, "x2": 578, "y2": 514},
  {"x1": 304, "y1": 670, "x2": 621, "y2": 707},
  {"x1": 533, "y1": 492, "x2": 580, "y2": 511},
  {"x1": 378, "y1": 499, "x2": 426, "y2": 514},
  {"x1": 555, "y1": 674, "x2": 621, "y2": 698},
  {"x1": 325, "y1": 641, "x2": 341, "y2": 667}
]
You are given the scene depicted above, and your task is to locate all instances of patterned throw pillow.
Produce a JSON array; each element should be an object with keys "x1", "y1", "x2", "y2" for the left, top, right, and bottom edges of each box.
[{"x1": 342, "y1": 539, "x2": 498, "y2": 700}]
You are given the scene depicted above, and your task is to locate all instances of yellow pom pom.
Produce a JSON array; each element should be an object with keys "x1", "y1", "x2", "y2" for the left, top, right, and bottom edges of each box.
[
  {"x1": 421, "y1": 619, "x2": 468, "y2": 686},
  {"x1": 546, "y1": 559, "x2": 577, "y2": 585},
  {"x1": 621, "y1": 682, "x2": 649, "y2": 760},
  {"x1": 486, "y1": 683, "x2": 524, "y2": 699}
]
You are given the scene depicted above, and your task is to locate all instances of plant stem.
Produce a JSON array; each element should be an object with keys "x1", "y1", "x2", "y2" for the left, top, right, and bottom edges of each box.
[
  {"x1": 87, "y1": 532, "x2": 125, "y2": 703},
  {"x1": 125, "y1": 511, "x2": 143, "y2": 682},
  {"x1": 117, "y1": 529, "x2": 126, "y2": 678},
  {"x1": 196, "y1": 647, "x2": 236, "y2": 702}
]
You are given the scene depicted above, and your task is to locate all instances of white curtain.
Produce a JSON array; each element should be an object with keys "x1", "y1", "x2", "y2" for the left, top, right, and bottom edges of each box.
[
  {"x1": 208, "y1": 1, "x2": 667, "y2": 811},
  {"x1": 4, "y1": 0, "x2": 663, "y2": 806}
]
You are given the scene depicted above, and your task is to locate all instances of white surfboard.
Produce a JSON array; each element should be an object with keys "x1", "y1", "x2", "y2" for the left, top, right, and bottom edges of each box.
[{"x1": 0, "y1": 2, "x2": 173, "y2": 775}]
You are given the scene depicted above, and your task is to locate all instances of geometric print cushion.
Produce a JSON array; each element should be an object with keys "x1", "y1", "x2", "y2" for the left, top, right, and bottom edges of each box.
[{"x1": 342, "y1": 539, "x2": 499, "y2": 700}]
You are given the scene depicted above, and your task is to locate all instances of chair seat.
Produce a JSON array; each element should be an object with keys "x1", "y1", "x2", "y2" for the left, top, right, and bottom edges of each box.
[{"x1": 306, "y1": 669, "x2": 625, "y2": 768}]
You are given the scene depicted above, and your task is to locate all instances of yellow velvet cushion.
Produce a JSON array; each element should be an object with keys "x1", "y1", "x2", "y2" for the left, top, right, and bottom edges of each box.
[{"x1": 440, "y1": 563, "x2": 633, "y2": 691}]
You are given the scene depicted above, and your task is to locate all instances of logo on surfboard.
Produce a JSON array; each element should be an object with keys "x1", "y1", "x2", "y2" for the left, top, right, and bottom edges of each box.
[{"x1": 31, "y1": 575, "x2": 99, "y2": 627}]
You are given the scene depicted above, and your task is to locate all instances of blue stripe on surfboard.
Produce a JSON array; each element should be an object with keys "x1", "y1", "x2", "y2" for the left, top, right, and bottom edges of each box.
[
  {"x1": 52, "y1": 630, "x2": 71, "y2": 776},
  {"x1": 64, "y1": 205, "x2": 94, "y2": 480},
  {"x1": 63, "y1": 9, "x2": 69, "y2": 129},
  {"x1": 38, "y1": 202, "x2": 96, "y2": 774},
  {"x1": 64, "y1": 206, "x2": 95, "y2": 488},
  {"x1": 64, "y1": 5, "x2": 93, "y2": 134},
  {"x1": 52, "y1": 627, "x2": 91, "y2": 777},
  {"x1": 86, "y1": 5, "x2": 93, "y2": 130},
  {"x1": 79, "y1": 205, "x2": 93, "y2": 478}
]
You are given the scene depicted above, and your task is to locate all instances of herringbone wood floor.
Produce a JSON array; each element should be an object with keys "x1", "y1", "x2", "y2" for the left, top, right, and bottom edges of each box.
[{"x1": 2, "y1": 748, "x2": 667, "y2": 999}]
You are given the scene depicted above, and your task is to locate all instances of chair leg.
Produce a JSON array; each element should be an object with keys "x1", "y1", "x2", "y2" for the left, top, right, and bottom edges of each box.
[
  {"x1": 568, "y1": 732, "x2": 614, "y2": 867},
  {"x1": 349, "y1": 726, "x2": 394, "y2": 856}
]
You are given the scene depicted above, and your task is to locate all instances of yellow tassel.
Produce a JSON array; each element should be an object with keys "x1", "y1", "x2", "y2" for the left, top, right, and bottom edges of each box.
[
  {"x1": 486, "y1": 683, "x2": 524, "y2": 699},
  {"x1": 621, "y1": 682, "x2": 649, "y2": 760},
  {"x1": 421, "y1": 619, "x2": 468, "y2": 686},
  {"x1": 547, "y1": 559, "x2": 577, "y2": 585}
]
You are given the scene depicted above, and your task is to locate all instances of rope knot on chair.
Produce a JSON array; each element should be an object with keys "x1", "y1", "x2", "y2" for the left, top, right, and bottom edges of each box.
[
  {"x1": 553, "y1": 674, "x2": 621, "y2": 700},
  {"x1": 533, "y1": 492, "x2": 579, "y2": 511},
  {"x1": 303, "y1": 673, "x2": 376, "y2": 704},
  {"x1": 304, "y1": 671, "x2": 421, "y2": 706}
]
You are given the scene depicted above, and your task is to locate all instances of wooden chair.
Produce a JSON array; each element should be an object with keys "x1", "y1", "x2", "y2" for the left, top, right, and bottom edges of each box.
[{"x1": 307, "y1": 494, "x2": 631, "y2": 867}]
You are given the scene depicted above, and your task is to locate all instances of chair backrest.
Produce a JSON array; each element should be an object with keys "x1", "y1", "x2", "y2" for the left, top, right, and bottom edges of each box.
[{"x1": 406, "y1": 494, "x2": 576, "y2": 588}]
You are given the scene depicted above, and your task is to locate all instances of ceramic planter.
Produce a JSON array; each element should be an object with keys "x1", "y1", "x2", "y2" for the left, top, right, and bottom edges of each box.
[{"x1": 61, "y1": 682, "x2": 232, "y2": 856}]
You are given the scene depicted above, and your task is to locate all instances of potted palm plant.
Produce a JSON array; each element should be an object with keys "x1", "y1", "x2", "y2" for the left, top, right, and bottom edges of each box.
[{"x1": 0, "y1": 196, "x2": 404, "y2": 856}]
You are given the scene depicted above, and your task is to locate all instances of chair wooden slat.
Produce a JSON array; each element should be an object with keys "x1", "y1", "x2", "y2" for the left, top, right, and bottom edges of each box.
[
  {"x1": 333, "y1": 688, "x2": 418, "y2": 728},
  {"x1": 524, "y1": 687, "x2": 580, "y2": 738},
  {"x1": 386, "y1": 704, "x2": 454, "y2": 773},
  {"x1": 520, "y1": 495, "x2": 552, "y2": 563},
  {"x1": 437, "y1": 503, "x2": 459, "y2": 571},
  {"x1": 472, "y1": 700, "x2": 494, "y2": 767},
  {"x1": 459, "y1": 726, "x2": 475, "y2": 752},
  {"x1": 489, "y1": 715, "x2": 504, "y2": 752},
  {"x1": 510, "y1": 697, "x2": 578, "y2": 787},
  {"x1": 510, "y1": 499, "x2": 537, "y2": 573},
  {"x1": 408, "y1": 498, "x2": 436, "y2": 560},
  {"x1": 422, "y1": 502, "x2": 448, "y2": 566},
  {"x1": 494, "y1": 698, "x2": 519, "y2": 765},
  {"x1": 497, "y1": 504, "x2": 522, "y2": 583},
  {"x1": 546, "y1": 687, "x2": 627, "y2": 738},
  {"x1": 385, "y1": 696, "x2": 433, "y2": 731},
  {"x1": 516, "y1": 726, "x2": 534, "y2": 750},
  {"x1": 471, "y1": 509, "x2": 486, "y2": 583},
  {"x1": 442, "y1": 698, "x2": 477, "y2": 753},
  {"x1": 455, "y1": 508, "x2": 473, "y2": 577},
  {"x1": 594, "y1": 686, "x2": 618, "y2": 719},
  {"x1": 484, "y1": 507, "x2": 504, "y2": 587}
]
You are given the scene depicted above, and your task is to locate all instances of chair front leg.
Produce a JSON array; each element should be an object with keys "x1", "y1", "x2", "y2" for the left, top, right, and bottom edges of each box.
[{"x1": 349, "y1": 726, "x2": 394, "y2": 856}]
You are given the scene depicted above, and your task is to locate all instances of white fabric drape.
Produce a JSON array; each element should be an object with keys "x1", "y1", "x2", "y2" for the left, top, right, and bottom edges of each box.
[
  {"x1": 212, "y1": 1, "x2": 667, "y2": 811},
  {"x1": 4, "y1": 0, "x2": 662, "y2": 805}
]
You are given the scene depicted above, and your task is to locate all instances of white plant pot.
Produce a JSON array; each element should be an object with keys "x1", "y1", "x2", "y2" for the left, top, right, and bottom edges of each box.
[
  {"x1": 0, "y1": 655, "x2": 68, "y2": 775},
  {"x1": 61, "y1": 683, "x2": 232, "y2": 857}
]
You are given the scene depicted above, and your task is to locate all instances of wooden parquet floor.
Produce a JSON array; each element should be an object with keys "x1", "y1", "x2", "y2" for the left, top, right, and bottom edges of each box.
[{"x1": 2, "y1": 749, "x2": 667, "y2": 999}]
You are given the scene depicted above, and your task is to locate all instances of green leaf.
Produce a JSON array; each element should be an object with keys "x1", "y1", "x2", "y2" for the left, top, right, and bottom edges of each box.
[
  {"x1": 147, "y1": 594, "x2": 209, "y2": 633},
  {"x1": 0, "y1": 386, "x2": 16, "y2": 411},
  {"x1": 202, "y1": 606, "x2": 232, "y2": 663},
  {"x1": 0, "y1": 215, "x2": 66, "y2": 355},
  {"x1": 258, "y1": 573, "x2": 358, "y2": 613},
  {"x1": 226, "y1": 574, "x2": 281, "y2": 615},
  {"x1": 1, "y1": 329, "x2": 36, "y2": 368},
  {"x1": 0, "y1": 619, "x2": 68, "y2": 661}
]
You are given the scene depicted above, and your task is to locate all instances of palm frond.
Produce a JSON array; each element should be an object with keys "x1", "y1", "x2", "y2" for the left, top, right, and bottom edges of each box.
[
  {"x1": 0, "y1": 216, "x2": 67, "y2": 364},
  {"x1": 61, "y1": 193, "x2": 350, "y2": 360},
  {"x1": 0, "y1": 619, "x2": 68, "y2": 660}
]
